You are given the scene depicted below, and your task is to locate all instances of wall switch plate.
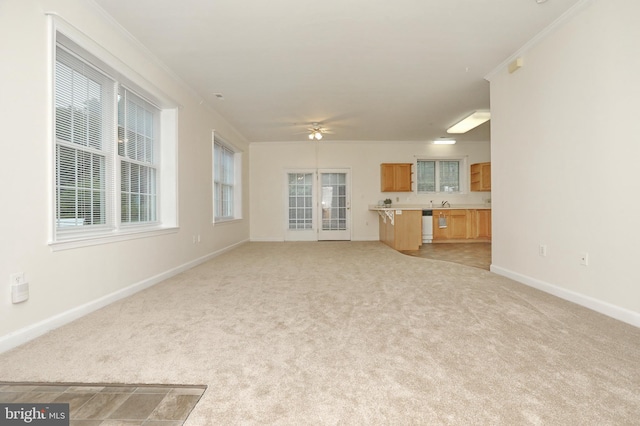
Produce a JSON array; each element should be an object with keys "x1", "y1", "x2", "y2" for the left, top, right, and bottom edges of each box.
[{"x1": 539, "y1": 244, "x2": 547, "y2": 257}]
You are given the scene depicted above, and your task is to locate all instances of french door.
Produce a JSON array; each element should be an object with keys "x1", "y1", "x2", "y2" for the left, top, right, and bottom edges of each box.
[
  {"x1": 285, "y1": 169, "x2": 351, "y2": 241},
  {"x1": 318, "y1": 170, "x2": 350, "y2": 240}
]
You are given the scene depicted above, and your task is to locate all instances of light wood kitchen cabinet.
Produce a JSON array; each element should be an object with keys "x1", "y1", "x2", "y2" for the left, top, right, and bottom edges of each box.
[
  {"x1": 472, "y1": 209, "x2": 492, "y2": 240},
  {"x1": 378, "y1": 209, "x2": 422, "y2": 250},
  {"x1": 449, "y1": 210, "x2": 469, "y2": 239},
  {"x1": 433, "y1": 209, "x2": 491, "y2": 242},
  {"x1": 470, "y1": 162, "x2": 491, "y2": 191},
  {"x1": 380, "y1": 163, "x2": 413, "y2": 192},
  {"x1": 433, "y1": 209, "x2": 468, "y2": 241},
  {"x1": 432, "y1": 210, "x2": 450, "y2": 241}
]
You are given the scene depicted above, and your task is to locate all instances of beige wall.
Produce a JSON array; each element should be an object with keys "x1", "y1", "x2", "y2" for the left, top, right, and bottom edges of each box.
[
  {"x1": 250, "y1": 140, "x2": 490, "y2": 242},
  {"x1": 489, "y1": 0, "x2": 640, "y2": 325},
  {"x1": 0, "y1": 0, "x2": 249, "y2": 350}
]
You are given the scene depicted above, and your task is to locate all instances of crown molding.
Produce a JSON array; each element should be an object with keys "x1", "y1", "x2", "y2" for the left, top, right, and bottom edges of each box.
[
  {"x1": 80, "y1": 0, "x2": 202, "y2": 106},
  {"x1": 485, "y1": 0, "x2": 595, "y2": 81}
]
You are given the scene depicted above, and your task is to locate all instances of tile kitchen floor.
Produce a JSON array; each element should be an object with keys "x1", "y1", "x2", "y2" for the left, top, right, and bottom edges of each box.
[
  {"x1": 402, "y1": 242, "x2": 491, "y2": 270},
  {"x1": 0, "y1": 382, "x2": 206, "y2": 425}
]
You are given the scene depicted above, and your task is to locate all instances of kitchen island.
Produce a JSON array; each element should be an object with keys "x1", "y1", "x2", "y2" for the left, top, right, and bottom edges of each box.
[{"x1": 370, "y1": 204, "x2": 491, "y2": 251}]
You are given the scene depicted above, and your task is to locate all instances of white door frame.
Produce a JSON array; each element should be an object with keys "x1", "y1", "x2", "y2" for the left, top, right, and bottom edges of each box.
[
  {"x1": 283, "y1": 168, "x2": 351, "y2": 241},
  {"x1": 317, "y1": 168, "x2": 351, "y2": 241},
  {"x1": 283, "y1": 169, "x2": 317, "y2": 241}
]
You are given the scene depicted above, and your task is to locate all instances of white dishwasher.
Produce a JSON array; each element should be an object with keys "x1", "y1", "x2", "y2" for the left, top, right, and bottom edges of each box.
[{"x1": 422, "y1": 210, "x2": 433, "y2": 243}]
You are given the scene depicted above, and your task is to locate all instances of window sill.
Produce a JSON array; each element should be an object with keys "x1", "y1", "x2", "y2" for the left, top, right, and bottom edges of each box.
[
  {"x1": 417, "y1": 191, "x2": 467, "y2": 195},
  {"x1": 49, "y1": 226, "x2": 179, "y2": 252},
  {"x1": 213, "y1": 217, "x2": 243, "y2": 226}
]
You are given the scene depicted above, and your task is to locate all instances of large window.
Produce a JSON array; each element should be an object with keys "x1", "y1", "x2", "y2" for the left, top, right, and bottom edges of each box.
[
  {"x1": 213, "y1": 136, "x2": 241, "y2": 222},
  {"x1": 52, "y1": 27, "x2": 177, "y2": 246},
  {"x1": 417, "y1": 159, "x2": 465, "y2": 193}
]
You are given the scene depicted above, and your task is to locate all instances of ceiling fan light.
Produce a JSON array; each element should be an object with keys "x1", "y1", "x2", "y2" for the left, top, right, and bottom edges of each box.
[
  {"x1": 308, "y1": 133, "x2": 314, "y2": 140},
  {"x1": 315, "y1": 131, "x2": 322, "y2": 140}
]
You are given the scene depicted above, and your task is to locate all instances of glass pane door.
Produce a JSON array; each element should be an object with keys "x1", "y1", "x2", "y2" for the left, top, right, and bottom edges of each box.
[
  {"x1": 288, "y1": 173, "x2": 313, "y2": 230},
  {"x1": 318, "y1": 170, "x2": 350, "y2": 240},
  {"x1": 284, "y1": 171, "x2": 317, "y2": 241},
  {"x1": 283, "y1": 169, "x2": 350, "y2": 241}
]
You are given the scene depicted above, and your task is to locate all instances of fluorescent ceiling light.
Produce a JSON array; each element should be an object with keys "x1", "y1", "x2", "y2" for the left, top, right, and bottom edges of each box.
[
  {"x1": 432, "y1": 139, "x2": 456, "y2": 145},
  {"x1": 447, "y1": 111, "x2": 491, "y2": 134}
]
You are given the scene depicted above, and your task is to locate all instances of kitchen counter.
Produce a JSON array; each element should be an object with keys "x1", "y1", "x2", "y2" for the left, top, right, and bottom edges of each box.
[
  {"x1": 369, "y1": 204, "x2": 491, "y2": 211},
  {"x1": 372, "y1": 204, "x2": 492, "y2": 249}
]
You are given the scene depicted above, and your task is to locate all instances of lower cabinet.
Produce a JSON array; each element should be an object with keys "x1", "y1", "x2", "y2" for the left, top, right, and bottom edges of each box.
[
  {"x1": 473, "y1": 209, "x2": 492, "y2": 240},
  {"x1": 433, "y1": 209, "x2": 491, "y2": 242},
  {"x1": 378, "y1": 210, "x2": 422, "y2": 251},
  {"x1": 433, "y1": 210, "x2": 467, "y2": 240}
]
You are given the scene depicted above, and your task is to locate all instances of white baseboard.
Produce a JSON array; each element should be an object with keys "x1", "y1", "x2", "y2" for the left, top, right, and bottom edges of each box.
[
  {"x1": 0, "y1": 240, "x2": 248, "y2": 354},
  {"x1": 491, "y1": 264, "x2": 640, "y2": 328}
]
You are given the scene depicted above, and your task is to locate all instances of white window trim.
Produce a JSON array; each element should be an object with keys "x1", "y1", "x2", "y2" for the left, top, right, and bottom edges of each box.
[
  {"x1": 48, "y1": 15, "x2": 179, "y2": 250},
  {"x1": 415, "y1": 156, "x2": 469, "y2": 194},
  {"x1": 49, "y1": 227, "x2": 179, "y2": 252},
  {"x1": 212, "y1": 132, "x2": 242, "y2": 224}
]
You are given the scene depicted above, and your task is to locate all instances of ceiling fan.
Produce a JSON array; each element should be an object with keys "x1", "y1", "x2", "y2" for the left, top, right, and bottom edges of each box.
[{"x1": 305, "y1": 122, "x2": 331, "y2": 140}]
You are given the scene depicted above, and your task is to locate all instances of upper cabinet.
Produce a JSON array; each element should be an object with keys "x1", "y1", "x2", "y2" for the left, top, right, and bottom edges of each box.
[
  {"x1": 380, "y1": 163, "x2": 413, "y2": 192},
  {"x1": 470, "y1": 162, "x2": 491, "y2": 192}
]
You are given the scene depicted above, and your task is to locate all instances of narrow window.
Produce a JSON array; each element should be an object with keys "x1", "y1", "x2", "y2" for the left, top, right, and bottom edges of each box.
[
  {"x1": 213, "y1": 140, "x2": 235, "y2": 220},
  {"x1": 54, "y1": 46, "x2": 114, "y2": 232},
  {"x1": 118, "y1": 88, "x2": 159, "y2": 224}
]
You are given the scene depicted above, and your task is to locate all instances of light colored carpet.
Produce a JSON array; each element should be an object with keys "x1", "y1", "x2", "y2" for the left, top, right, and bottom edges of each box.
[{"x1": 1, "y1": 242, "x2": 639, "y2": 424}]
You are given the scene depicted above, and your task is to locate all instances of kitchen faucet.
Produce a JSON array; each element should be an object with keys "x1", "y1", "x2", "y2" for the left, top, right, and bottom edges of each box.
[{"x1": 441, "y1": 201, "x2": 451, "y2": 208}]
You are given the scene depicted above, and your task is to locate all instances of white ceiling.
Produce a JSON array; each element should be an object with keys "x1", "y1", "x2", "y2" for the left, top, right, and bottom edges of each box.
[{"x1": 92, "y1": 0, "x2": 582, "y2": 143}]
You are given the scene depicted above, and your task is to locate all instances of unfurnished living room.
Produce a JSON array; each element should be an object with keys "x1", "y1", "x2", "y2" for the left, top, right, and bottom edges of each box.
[{"x1": 1, "y1": 0, "x2": 639, "y2": 425}]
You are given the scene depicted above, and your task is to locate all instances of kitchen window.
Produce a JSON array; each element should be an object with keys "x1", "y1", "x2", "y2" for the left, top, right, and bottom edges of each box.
[
  {"x1": 51, "y1": 25, "x2": 178, "y2": 248},
  {"x1": 416, "y1": 159, "x2": 466, "y2": 193}
]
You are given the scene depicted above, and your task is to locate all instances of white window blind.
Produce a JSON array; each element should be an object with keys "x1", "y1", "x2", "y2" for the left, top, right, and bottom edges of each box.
[
  {"x1": 55, "y1": 46, "x2": 115, "y2": 233},
  {"x1": 118, "y1": 88, "x2": 159, "y2": 224},
  {"x1": 213, "y1": 141, "x2": 234, "y2": 220}
]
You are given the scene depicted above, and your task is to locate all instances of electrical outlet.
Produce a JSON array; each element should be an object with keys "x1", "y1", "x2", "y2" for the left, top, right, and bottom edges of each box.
[
  {"x1": 539, "y1": 244, "x2": 547, "y2": 257},
  {"x1": 580, "y1": 253, "x2": 589, "y2": 266},
  {"x1": 10, "y1": 272, "x2": 29, "y2": 304}
]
